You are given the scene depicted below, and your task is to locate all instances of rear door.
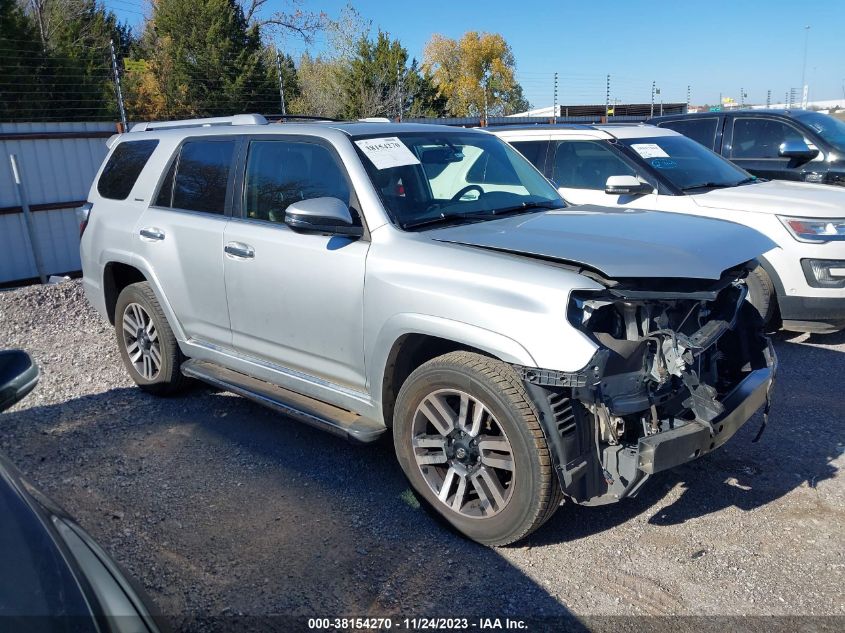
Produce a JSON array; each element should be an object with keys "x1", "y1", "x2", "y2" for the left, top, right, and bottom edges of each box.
[
  {"x1": 222, "y1": 137, "x2": 369, "y2": 391},
  {"x1": 724, "y1": 115, "x2": 816, "y2": 181},
  {"x1": 133, "y1": 137, "x2": 238, "y2": 347}
]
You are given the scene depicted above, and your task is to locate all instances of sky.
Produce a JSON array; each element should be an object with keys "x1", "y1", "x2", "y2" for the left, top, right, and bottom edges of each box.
[{"x1": 106, "y1": 0, "x2": 845, "y2": 109}]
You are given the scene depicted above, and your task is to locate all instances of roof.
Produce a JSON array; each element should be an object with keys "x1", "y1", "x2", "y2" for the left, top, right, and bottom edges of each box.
[
  {"x1": 648, "y1": 108, "x2": 799, "y2": 122},
  {"x1": 489, "y1": 122, "x2": 680, "y2": 140},
  {"x1": 125, "y1": 115, "x2": 482, "y2": 143}
]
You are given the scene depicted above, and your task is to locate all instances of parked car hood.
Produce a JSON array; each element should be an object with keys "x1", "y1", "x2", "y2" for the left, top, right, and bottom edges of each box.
[
  {"x1": 691, "y1": 180, "x2": 845, "y2": 218},
  {"x1": 426, "y1": 206, "x2": 776, "y2": 280}
]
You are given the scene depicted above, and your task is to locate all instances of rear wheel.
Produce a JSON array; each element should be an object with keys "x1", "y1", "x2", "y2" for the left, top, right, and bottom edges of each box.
[
  {"x1": 746, "y1": 264, "x2": 778, "y2": 329},
  {"x1": 115, "y1": 282, "x2": 187, "y2": 395},
  {"x1": 393, "y1": 351, "x2": 562, "y2": 546}
]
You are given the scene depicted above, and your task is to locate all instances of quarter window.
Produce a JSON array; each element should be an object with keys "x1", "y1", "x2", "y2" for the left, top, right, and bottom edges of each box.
[
  {"x1": 242, "y1": 140, "x2": 351, "y2": 224},
  {"x1": 97, "y1": 140, "x2": 158, "y2": 200},
  {"x1": 731, "y1": 118, "x2": 806, "y2": 159},
  {"x1": 158, "y1": 139, "x2": 236, "y2": 214},
  {"x1": 551, "y1": 140, "x2": 636, "y2": 189},
  {"x1": 658, "y1": 118, "x2": 719, "y2": 149}
]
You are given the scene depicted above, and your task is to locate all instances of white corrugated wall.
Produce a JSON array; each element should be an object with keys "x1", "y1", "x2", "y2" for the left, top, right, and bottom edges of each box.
[{"x1": 0, "y1": 121, "x2": 117, "y2": 284}]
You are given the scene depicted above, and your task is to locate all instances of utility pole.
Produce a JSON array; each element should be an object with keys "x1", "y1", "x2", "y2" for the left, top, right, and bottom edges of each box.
[
  {"x1": 552, "y1": 72, "x2": 558, "y2": 124},
  {"x1": 275, "y1": 53, "x2": 287, "y2": 116},
  {"x1": 766, "y1": 90, "x2": 771, "y2": 107},
  {"x1": 740, "y1": 88, "x2": 744, "y2": 108},
  {"x1": 109, "y1": 39, "x2": 127, "y2": 131},
  {"x1": 651, "y1": 81, "x2": 655, "y2": 117},
  {"x1": 801, "y1": 25, "x2": 811, "y2": 105},
  {"x1": 686, "y1": 85, "x2": 691, "y2": 110},
  {"x1": 605, "y1": 74, "x2": 611, "y2": 118}
]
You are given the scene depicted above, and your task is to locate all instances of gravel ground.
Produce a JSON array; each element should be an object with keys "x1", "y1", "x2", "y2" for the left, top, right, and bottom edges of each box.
[{"x1": 0, "y1": 280, "x2": 842, "y2": 632}]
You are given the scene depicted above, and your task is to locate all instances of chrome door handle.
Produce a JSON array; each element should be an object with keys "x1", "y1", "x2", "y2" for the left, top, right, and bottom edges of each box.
[
  {"x1": 224, "y1": 242, "x2": 255, "y2": 259},
  {"x1": 139, "y1": 227, "x2": 165, "y2": 241}
]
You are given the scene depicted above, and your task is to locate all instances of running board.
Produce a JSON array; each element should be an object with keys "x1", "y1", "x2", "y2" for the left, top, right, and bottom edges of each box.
[{"x1": 181, "y1": 359, "x2": 385, "y2": 443}]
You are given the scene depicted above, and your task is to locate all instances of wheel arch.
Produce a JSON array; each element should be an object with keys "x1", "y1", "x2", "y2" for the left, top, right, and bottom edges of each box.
[{"x1": 369, "y1": 314, "x2": 537, "y2": 428}]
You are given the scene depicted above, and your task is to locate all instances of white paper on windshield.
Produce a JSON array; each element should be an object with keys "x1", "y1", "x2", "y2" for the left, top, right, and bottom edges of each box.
[
  {"x1": 354, "y1": 137, "x2": 420, "y2": 169},
  {"x1": 630, "y1": 143, "x2": 669, "y2": 159}
]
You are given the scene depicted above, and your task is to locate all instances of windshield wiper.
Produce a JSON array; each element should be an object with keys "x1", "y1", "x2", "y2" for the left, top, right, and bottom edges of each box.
[
  {"x1": 402, "y1": 201, "x2": 562, "y2": 230},
  {"x1": 682, "y1": 177, "x2": 761, "y2": 192}
]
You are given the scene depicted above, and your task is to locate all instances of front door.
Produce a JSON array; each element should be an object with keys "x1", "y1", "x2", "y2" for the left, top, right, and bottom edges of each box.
[
  {"x1": 549, "y1": 139, "x2": 662, "y2": 208},
  {"x1": 222, "y1": 138, "x2": 369, "y2": 391},
  {"x1": 725, "y1": 116, "x2": 817, "y2": 181}
]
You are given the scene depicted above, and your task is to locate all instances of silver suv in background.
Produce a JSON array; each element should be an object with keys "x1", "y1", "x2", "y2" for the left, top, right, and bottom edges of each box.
[{"x1": 80, "y1": 115, "x2": 776, "y2": 545}]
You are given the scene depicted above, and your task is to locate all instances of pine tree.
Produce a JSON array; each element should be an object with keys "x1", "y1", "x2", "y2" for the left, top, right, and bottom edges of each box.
[{"x1": 142, "y1": 0, "x2": 278, "y2": 118}]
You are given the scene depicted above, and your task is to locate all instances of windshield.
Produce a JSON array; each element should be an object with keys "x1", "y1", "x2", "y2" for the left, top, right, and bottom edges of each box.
[
  {"x1": 619, "y1": 135, "x2": 755, "y2": 191},
  {"x1": 793, "y1": 111, "x2": 845, "y2": 153},
  {"x1": 353, "y1": 131, "x2": 564, "y2": 229}
]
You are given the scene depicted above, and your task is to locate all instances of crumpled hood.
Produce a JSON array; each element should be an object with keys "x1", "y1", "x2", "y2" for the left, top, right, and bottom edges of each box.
[
  {"x1": 426, "y1": 206, "x2": 776, "y2": 280},
  {"x1": 692, "y1": 179, "x2": 845, "y2": 218}
]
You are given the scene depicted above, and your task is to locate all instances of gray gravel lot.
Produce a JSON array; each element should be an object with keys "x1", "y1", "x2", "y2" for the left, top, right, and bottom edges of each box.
[{"x1": 0, "y1": 280, "x2": 842, "y2": 632}]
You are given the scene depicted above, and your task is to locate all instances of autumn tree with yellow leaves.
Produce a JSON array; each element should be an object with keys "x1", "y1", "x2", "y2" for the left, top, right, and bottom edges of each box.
[{"x1": 423, "y1": 31, "x2": 530, "y2": 119}]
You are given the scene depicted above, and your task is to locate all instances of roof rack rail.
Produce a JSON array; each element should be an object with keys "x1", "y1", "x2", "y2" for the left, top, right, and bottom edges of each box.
[
  {"x1": 129, "y1": 114, "x2": 268, "y2": 132},
  {"x1": 264, "y1": 114, "x2": 341, "y2": 123}
]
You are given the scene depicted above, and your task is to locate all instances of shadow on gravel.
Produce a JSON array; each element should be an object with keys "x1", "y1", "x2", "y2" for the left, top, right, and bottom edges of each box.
[
  {"x1": 0, "y1": 385, "x2": 585, "y2": 631},
  {"x1": 523, "y1": 334, "x2": 844, "y2": 545}
]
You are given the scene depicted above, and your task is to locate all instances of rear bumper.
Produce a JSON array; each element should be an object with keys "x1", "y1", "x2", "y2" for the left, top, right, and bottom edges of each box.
[{"x1": 637, "y1": 362, "x2": 774, "y2": 475}]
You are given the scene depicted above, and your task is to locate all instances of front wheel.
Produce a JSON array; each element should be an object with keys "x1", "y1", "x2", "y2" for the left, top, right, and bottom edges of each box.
[
  {"x1": 746, "y1": 264, "x2": 778, "y2": 329},
  {"x1": 393, "y1": 351, "x2": 562, "y2": 546}
]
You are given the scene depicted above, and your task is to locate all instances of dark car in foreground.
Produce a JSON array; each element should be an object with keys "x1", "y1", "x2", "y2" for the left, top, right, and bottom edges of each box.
[
  {"x1": 0, "y1": 349, "x2": 166, "y2": 633},
  {"x1": 648, "y1": 109, "x2": 845, "y2": 186}
]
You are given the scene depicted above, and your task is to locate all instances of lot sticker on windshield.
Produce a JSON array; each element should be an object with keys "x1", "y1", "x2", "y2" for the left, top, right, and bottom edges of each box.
[
  {"x1": 354, "y1": 137, "x2": 420, "y2": 170},
  {"x1": 631, "y1": 143, "x2": 669, "y2": 159},
  {"x1": 650, "y1": 158, "x2": 678, "y2": 169}
]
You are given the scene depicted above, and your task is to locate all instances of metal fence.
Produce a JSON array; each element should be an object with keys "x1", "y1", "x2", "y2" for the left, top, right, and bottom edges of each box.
[{"x1": 0, "y1": 122, "x2": 116, "y2": 285}]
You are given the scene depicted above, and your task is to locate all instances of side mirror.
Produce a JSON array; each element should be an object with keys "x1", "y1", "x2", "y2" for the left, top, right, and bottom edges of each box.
[
  {"x1": 778, "y1": 140, "x2": 819, "y2": 161},
  {"x1": 605, "y1": 175, "x2": 653, "y2": 196},
  {"x1": 0, "y1": 350, "x2": 39, "y2": 412},
  {"x1": 284, "y1": 197, "x2": 363, "y2": 237}
]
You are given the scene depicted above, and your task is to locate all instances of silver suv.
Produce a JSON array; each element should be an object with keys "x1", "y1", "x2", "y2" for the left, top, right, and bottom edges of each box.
[{"x1": 80, "y1": 115, "x2": 777, "y2": 545}]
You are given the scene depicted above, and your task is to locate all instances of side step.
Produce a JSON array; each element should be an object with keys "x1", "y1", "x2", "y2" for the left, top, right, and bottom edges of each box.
[{"x1": 181, "y1": 359, "x2": 385, "y2": 443}]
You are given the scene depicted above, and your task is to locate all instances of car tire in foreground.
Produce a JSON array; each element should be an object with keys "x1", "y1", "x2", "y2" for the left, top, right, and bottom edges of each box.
[
  {"x1": 393, "y1": 351, "x2": 562, "y2": 546},
  {"x1": 115, "y1": 282, "x2": 187, "y2": 395}
]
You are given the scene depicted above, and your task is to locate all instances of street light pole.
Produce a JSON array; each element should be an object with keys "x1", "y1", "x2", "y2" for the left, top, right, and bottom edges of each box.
[{"x1": 801, "y1": 25, "x2": 811, "y2": 101}]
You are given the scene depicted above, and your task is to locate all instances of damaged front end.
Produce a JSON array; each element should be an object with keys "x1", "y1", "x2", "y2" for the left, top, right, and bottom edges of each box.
[{"x1": 518, "y1": 264, "x2": 776, "y2": 505}]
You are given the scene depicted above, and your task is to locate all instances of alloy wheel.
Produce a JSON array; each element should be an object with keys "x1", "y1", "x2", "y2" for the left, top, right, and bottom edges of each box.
[
  {"x1": 121, "y1": 302, "x2": 161, "y2": 381},
  {"x1": 411, "y1": 389, "x2": 515, "y2": 518}
]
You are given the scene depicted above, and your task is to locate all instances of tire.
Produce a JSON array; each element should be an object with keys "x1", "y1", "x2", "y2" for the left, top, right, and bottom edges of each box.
[
  {"x1": 746, "y1": 264, "x2": 778, "y2": 328},
  {"x1": 114, "y1": 282, "x2": 187, "y2": 395},
  {"x1": 393, "y1": 351, "x2": 562, "y2": 546}
]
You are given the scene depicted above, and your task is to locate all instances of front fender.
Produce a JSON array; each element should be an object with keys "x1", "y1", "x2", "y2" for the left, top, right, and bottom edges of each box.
[{"x1": 366, "y1": 312, "x2": 537, "y2": 419}]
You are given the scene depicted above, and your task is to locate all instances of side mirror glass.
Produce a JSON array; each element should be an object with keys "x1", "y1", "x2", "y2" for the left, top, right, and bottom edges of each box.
[
  {"x1": 284, "y1": 197, "x2": 363, "y2": 237},
  {"x1": 778, "y1": 140, "x2": 819, "y2": 161},
  {"x1": 605, "y1": 175, "x2": 653, "y2": 196},
  {"x1": 0, "y1": 350, "x2": 39, "y2": 412}
]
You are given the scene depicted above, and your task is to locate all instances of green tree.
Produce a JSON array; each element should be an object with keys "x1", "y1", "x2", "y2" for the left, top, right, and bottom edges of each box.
[
  {"x1": 137, "y1": 0, "x2": 278, "y2": 118},
  {"x1": 1, "y1": 0, "x2": 128, "y2": 121},
  {"x1": 340, "y1": 30, "x2": 447, "y2": 120}
]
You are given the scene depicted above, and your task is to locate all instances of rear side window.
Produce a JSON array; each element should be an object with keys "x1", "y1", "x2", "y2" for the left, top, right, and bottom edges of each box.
[
  {"x1": 97, "y1": 140, "x2": 158, "y2": 200},
  {"x1": 156, "y1": 139, "x2": 236, "y2": 214},
  {"x1": 659, "y1": 118, "x2": 719, "y2": 149}
]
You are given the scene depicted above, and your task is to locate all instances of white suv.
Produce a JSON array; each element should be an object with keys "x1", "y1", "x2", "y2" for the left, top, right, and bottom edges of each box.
[{"x1": 492, "y1": 124, "x2": 845, "y2": 333}]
